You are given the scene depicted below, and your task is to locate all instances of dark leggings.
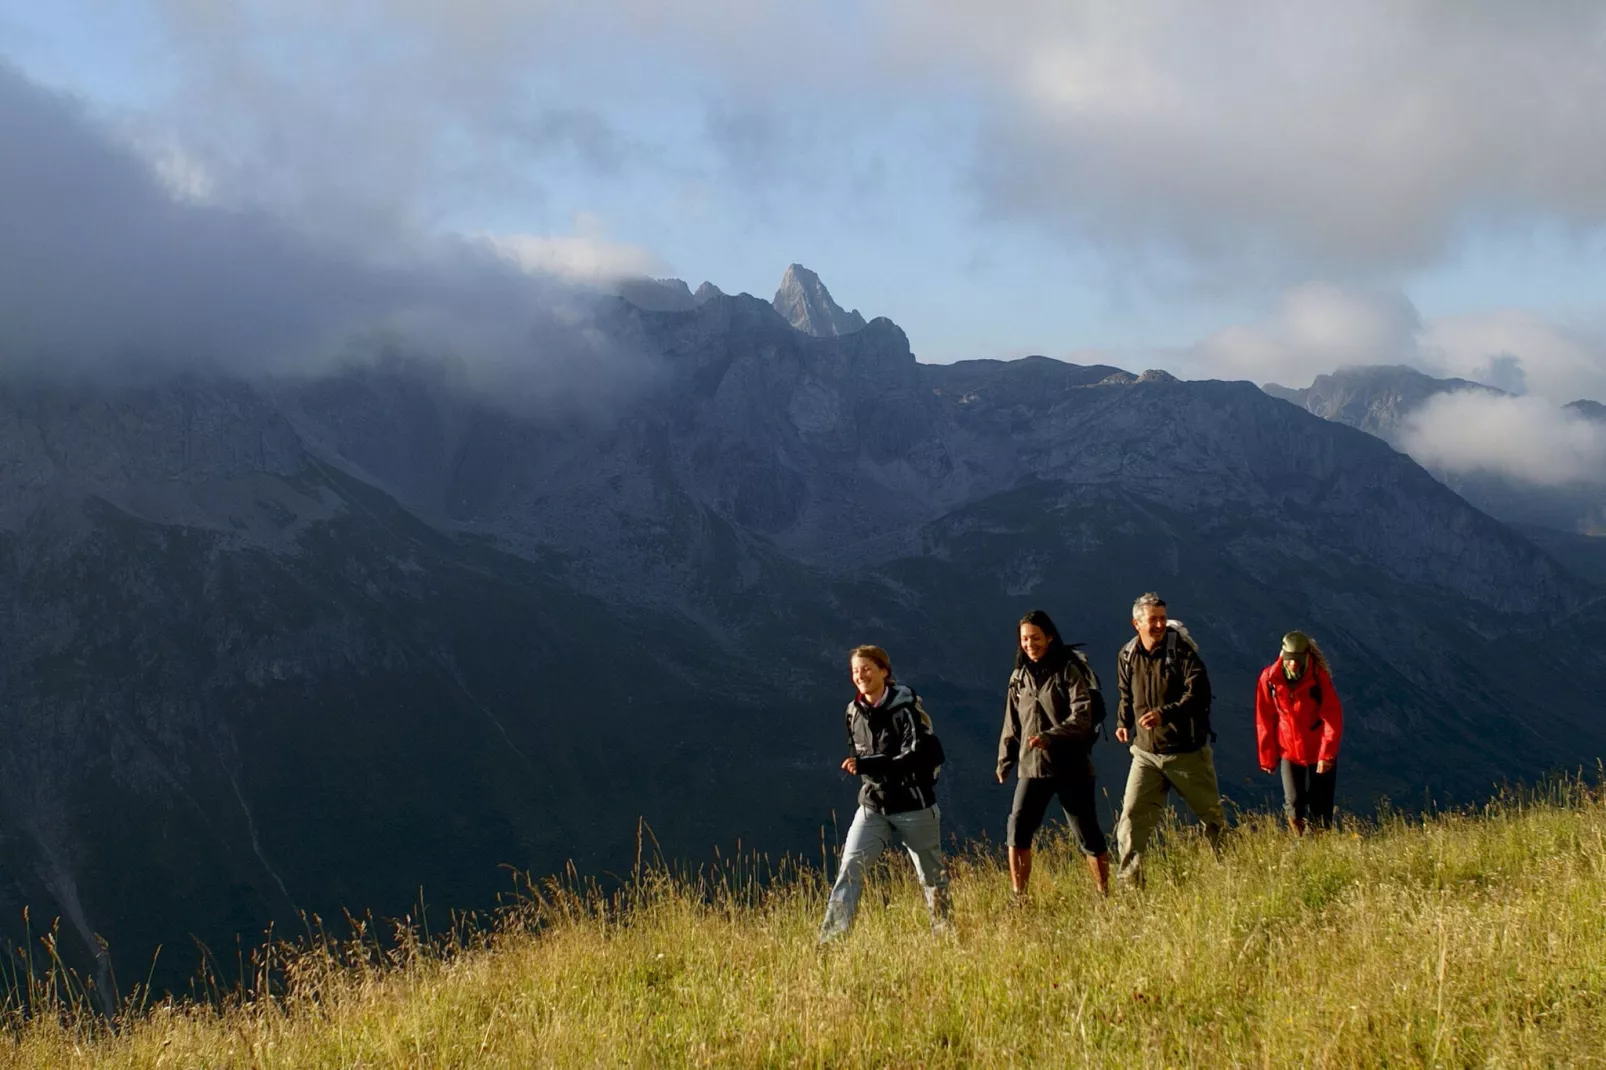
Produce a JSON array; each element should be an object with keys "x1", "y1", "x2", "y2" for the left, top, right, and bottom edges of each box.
[
  {"x1": 1281, "y1": 759, "x2": 1337, "y2": 828},
  {"x1": 1007, "y1": 771, "x2": 1108, "y2": 855}
]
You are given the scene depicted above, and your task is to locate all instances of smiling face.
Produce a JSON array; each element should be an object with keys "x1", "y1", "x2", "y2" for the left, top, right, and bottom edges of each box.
[
  {"x1": 1019, "y1": 622, "x2": 1052, "y2": 662},
  {"x1": 1281, "y1": 652, "x2": 1308, "y2": 680},
  {"x1": 1134, "y1": 604, "x2": 1169, "y2": 651},
  {"x1": 851, "y1": 654, "x2": 889, "y2": 699}
]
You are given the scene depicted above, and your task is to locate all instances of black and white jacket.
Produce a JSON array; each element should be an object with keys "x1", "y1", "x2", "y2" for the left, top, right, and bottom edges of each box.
[{"x1": 844, "y1": 684, "x2": 942, "y2": 814}]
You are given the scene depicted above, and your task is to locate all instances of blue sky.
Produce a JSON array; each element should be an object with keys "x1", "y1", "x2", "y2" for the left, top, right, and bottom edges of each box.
[{"x1": 3, "y1": 0, "x2": 1605, "y2": 405}]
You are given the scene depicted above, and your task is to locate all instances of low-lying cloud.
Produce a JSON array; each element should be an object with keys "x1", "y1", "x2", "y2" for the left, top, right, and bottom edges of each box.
[
  {"x1": 0, "y1": 63, "x2": 653, "y2": 411},
  {"x1": 1188, "y1": 282, "x2": 1606, "y2": 406},
  {"x1": 1176, "y1": 280, "x2": 1606, "y2": 489},
  {"x1": 1194, "y1": 283, "x2": 1422, "y2": 389},
  {"x1": 1401, "y1": 392, "x2": 1606, "y2": 486}
]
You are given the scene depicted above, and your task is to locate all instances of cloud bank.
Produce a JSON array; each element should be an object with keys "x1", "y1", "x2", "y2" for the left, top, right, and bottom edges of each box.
[
  {"x1": 912, "y1": 1, "x2": 1606, "y2": 278},
  {"x1": 1401, "y1": 392, "x2": 1606, "y2": 486},
  {"x1": 1189, "y1": 283, "x2": 1606, "y2": 406},
  {"x1": 37, "y1": 0, "x2": 1606, "y2": 288},
  {"x1": 1181, "y1": 280, "x2": 1606, "y2": 488},
  {"x1": 0, "y1": 62, "x2": 651, "y2": 409}
]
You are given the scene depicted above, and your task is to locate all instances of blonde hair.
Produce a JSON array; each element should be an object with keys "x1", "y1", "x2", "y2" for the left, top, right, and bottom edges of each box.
[{"x1": 1306, "y1": 638, "x2": 1330, "y2": 679}]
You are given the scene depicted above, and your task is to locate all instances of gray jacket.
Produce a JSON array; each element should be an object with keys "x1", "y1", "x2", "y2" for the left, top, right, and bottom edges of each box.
[{"x1": 997, "y1": 651, "x2": 1103, "y2": 780}]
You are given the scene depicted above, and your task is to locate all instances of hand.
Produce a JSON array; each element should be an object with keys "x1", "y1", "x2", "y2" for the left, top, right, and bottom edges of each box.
[
  {"x1": 840, "y1": 757, "x2": 857, "y2": 775},
  {"x1": 1261, "y1": 765, "x2": 1276, "y2": 775},
  {"x1": 996, "y1": 770, "x2": 1007, "y2": 784},
  {"x1": 1026, "y1": 735, "x2": 1047, "y2": 751},
  {"x1": 1316, "y1": 760, "x2": 1334, "y2": 774},
  {"x1": 1138, "y1": 709, "x2": 1161, "y2": 730},
  {"x1": 1115, "y1": 725, "x2": 1130, "y2": 744}
]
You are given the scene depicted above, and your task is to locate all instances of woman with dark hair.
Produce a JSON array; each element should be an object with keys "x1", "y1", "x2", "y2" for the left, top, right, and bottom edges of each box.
[
  {"x1": 818, "y1": 644, "x2": 951, "y2": 943},
  {"x1": 997, "y1": 610, "x2": 1111, "y2": 898},
  {"x1": 1255, "y1": 631, "x2": 1344, "y2": 833}
]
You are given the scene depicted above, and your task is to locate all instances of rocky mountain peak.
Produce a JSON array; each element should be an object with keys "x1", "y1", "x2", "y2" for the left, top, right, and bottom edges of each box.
[
  {"x1": 1565, "y1": 398, "x2": 1606, "y2": 422},
  {"x1": 693, "y1": 281, "x2": 725, "y2": 305},
  {"x1": 1263, "y1": 363, "x2": 1503, "y2": 445},
  {"x1": 772, "y1": 264, "x2": 868, "y2": 338}
]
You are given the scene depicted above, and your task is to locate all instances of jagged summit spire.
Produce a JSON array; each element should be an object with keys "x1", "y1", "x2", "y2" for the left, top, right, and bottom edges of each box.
[{"x1": 772, "y1": 264, "x2": 867, "y2": 337}]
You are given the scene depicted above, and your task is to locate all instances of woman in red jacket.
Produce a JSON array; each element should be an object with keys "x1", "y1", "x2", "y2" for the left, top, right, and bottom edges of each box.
[{"x1": 1255, "y1": 631, "x2": 1343, "y2": 833}]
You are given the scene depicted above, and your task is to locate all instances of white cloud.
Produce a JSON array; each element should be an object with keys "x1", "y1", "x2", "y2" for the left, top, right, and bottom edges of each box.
[
  {"x1": 1187, "y1": 282, "x2": 1606, "y2": 405},
  {"x1": 0, "y1": 63, "x2": 654, "y2": 412},
  {"x1": 1193, "y1": 283, "x2": 1420, "y2": 387},
  {"x1": 1419, "y1": 311, "x2": 1606, "y2": 405},
  {"x1": 137, "y1": 136, "x2": 217, "y2": 203},
  {"x1": 1401, "y1": 392, "x2": 1606, "y2": 486},
  {"x1": 481, "y1": 215, "x2": 669, "y2": 285},
  {"x1": 882, "y1": 1, "x2": 1606, "y2": 277},
  {"x1": 48, "y1": 1, "x2": 1601, "y2": 284},
  {"x1": 1179, "y1": 280, "x2": 1606, "y2": 488}
]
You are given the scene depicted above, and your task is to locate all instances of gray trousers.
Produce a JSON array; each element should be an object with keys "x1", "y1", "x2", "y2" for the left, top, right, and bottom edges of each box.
[
  {"x1": 819, "y1": 804, "x2": 950, "y2": 942},
  {"x1": 1115, "y1": 744, "x2": 1226, "y2": 884}
]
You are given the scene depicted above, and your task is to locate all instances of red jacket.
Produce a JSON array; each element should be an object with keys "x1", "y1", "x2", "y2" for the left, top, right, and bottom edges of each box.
[{"x1": 1255, "y1": 661, "x2": 1342, "y2": 770}]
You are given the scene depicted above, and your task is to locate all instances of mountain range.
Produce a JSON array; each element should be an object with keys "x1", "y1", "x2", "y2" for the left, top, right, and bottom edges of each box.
[{"x1": 3, "y1": 267, "x2": 1604, "y2": 1001}]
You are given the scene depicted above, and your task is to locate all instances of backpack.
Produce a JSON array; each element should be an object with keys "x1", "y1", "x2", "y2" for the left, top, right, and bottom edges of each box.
[
  {"x1": 908, "y1": 690, "x2": 947, "y2": 786},
  {"x1": 1064, "y1": 644, "x2": 1108, "y2": 738},
  {"x1": 1119, "y1": 620, "x2": 1199, "y2": 675}
]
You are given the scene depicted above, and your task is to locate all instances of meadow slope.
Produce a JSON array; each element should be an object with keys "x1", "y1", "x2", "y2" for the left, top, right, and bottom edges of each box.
[{"x1": 6, "y1": 785, "x2": 1606, "y2": 1068}]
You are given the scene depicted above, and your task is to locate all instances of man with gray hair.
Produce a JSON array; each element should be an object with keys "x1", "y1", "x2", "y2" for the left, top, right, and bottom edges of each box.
[{"x1": 1113, "y1": 592, "x2": 1225, "y2": 885}]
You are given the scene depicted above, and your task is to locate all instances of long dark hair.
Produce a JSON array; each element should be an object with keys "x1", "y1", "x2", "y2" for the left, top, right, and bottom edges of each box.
[{"x1": 1015, "y1": 609, "x2": 1067, "y2": 672}]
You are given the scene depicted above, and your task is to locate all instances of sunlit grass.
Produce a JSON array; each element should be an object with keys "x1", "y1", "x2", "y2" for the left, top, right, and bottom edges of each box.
[{"x1": 5, "y1": 781, "x2": 1605, "y2": 1067}]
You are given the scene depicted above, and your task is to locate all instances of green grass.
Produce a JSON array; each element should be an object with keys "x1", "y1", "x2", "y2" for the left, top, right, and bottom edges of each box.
[{"x1": 5, "y1": 784, "x2": 1606, "y2": 1068}]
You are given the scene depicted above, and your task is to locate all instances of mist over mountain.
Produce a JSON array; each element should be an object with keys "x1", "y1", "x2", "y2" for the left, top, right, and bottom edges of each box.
[
  {"x1": 1263, "y1": 365, "x2": 1503, "y2": 440},
  {"x1": 1567, "y1": 399, "x2": 1606, "y2": 422},
  {"x1": 4, "y1": 270, "x2": 1606, "y2": 1005},
  {"x1": 1264, "y1": 364, "x2": 1606, "y2": 539}
]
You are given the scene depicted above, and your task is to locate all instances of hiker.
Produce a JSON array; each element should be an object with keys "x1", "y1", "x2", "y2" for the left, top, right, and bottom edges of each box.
[
  {"x1": 1255, "y1": 631, "x2": 1344, "y2": 832},
  {"x1": 997, "y1": 610, "x2": 1111, "y2": 898},
  {"x1": 818, "y1": 645, "x2": 951, "y2": 942},
  {"x1": 1113, "y1": 593, "x2": 1226, "y2": 886}
]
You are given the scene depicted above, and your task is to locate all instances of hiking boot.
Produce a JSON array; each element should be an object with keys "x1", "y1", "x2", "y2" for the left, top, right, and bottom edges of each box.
[
  {"x1": 1087, "y1": 852, "x2": 1110, "y2": 896},
  {"x1": 1008, "y1": 846, "x2": 1032, "y2": 899}
]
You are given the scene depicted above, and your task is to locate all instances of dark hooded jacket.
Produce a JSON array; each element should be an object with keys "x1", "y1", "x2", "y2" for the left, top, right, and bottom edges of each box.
[
  {"x1": 844, "y1": 683, "x2": 942, "y2": 814},
  {"x1": 997, "y1": 647, "x2": 1104, "y2": 780},
  {"x1": 1116, "y1": 627, "x2": 1213, "y2": 755}
]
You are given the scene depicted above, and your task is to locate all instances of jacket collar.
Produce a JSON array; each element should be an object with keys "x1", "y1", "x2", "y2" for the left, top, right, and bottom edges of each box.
[{"x1": 856, "y1": 682, "x2": 910, "y2": 711}]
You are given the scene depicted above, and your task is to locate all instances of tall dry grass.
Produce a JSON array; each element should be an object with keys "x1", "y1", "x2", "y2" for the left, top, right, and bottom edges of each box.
[{"x1": 5, "y1": 781, "x2": 1605, "y2": 1068}]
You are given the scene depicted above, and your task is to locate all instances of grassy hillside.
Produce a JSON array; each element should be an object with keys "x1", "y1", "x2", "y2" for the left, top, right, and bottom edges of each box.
[{"x1": 5, "y1": 783, "x2": 1606, "y2": 1068}]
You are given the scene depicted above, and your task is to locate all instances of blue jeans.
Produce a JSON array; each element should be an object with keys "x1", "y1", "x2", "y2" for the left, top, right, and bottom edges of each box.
[{"x1": 819, "y1": 804, "x2": 950, "y2": 942}]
